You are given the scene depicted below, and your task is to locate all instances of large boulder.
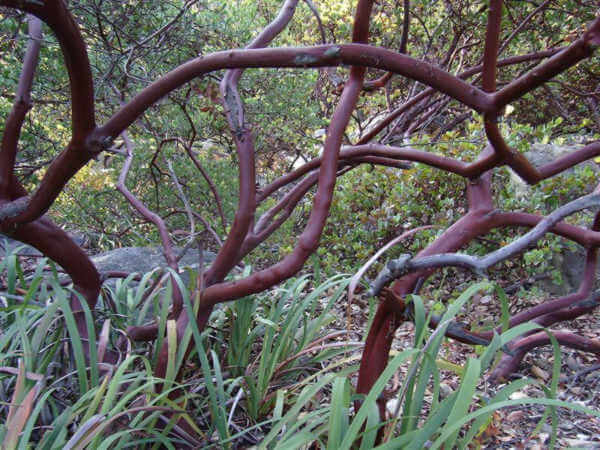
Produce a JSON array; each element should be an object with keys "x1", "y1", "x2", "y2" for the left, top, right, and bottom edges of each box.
[
  {"x1": 91, "y1": 246, "x2": 216, "y2": 282},
  {"x1": 91, "y1": 247, "x2": 218, "y2": 299},
  {"x1": 1, "y1": 234, "x2": 216, "y2": 285},
  {"x1": 0, "y1": 235, "x2": 42, "y2": 257}
]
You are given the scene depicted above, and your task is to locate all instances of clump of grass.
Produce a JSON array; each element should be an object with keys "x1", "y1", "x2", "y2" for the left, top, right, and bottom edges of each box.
[
  {"x1": 1, "y1": 249, "x2": 599, "y2": 449},
  {"x1": 246, "y1": 281, "x2": 600, "y2": 450},
  {"x1": 0, "y1": 251, "x2": 360, "y2": 448},
  {"x1": 0, "y1": 253, "x2": 201, "y2": 448}
]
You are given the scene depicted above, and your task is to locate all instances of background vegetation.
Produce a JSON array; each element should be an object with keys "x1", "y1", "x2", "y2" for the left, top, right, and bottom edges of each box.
[{"x1": 2, "y1": 1, "x2": 598, "y2": 272}]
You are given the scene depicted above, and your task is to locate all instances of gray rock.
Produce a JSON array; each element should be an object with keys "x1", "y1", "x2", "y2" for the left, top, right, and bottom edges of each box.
[
  {"x1": 1, "y1": 231, "x2": 88, "y2": 257},
  {"x1": 527, "y1": 143, "x2": 586, "y2": 168},
  {"x1": 92, "y1": 246, "x2": 216, "y2": 277},
  {"x1": 93, "y1": 247, "x2": 220, "y2": 320},
  {"x1": 558, "y1": 248, "x2": 587, "y2": 294},
  {"x1": 0, "y1": 234, "x2": 42, "y2": 256},
  {"x1": 508, "y1": 143, "x2": 597, "y2": 199},
  {"x1": 535, "y1": 244, "x2": 600, "y2": 297},
  {"x1": 1, "y1": 234, "x2": 217, "y2": 288}
]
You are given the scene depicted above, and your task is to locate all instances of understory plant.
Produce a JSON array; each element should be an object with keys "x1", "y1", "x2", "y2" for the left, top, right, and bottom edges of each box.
[
  {"x1": 0, "y1": 252, "x2": 362, "y2": 448},
  {"x1": 0, "y1": 254, "x2": 198, "y2": 449},
  {"x1": 2, "y1": 249, "x2": 599, "y2": 449},
  {"x1": 256, "y1": 281, "x2": 600, "y2": 449}
]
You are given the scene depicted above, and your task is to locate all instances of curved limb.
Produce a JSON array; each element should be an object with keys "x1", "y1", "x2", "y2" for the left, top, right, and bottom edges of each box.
[
  {"x1": 492, "y1": 331, "x2": 600, "y2": 382},
  {"x1": 369, "y1": 192, "x2": 600, "y2": 292},
  {"x1": 0, "y1": 0, "x2": 104, "y2": 225},
  {"x1": 364, "y1": 198, "x2": 600, "y2": 389},
  {"x1": 155, "y1": 0, "x2": 349, "y2": 389},
  {"x1": 2, "y1": 217, "x2": 118, "y2": 362},
  {"x1": 8, "y1": 217, "x2": 100, "y2": 308},
  {"x1": 490, "y1": 241, "x2": 600, "y2": 380},
  {"x1": 257, "y1": 144, "x2": 413, "y2": 202},
  {"x1": 356, "y1": 47, "x2": 564, "y2": 144},
  {"x1": 0, "y1": 15, "x2": 42, "y2": 194},
  {"x1": 1, "y1": 8, "x2": 596, "y2": 229},
  {"x1": 487, "y1": 248, "x2": 598, "y2": 340},
  {"x1": 157, "y1": 2, "x2": 377, "y2": 319},
  {"x1": 127, "y1": 0, "x2": 306, "y2": 346},
  {"x1": 493, "y1": 16, "x2": 600, "y2": 110},
  {"x1": 362, "y1": 0, "x2": 410, "y2": 91},
  {"x1": 357, "y1": 169, "x2": 495, "y2": 411},
  {"x1": 0, "y1": 0, "x2": 96, "y2": 140},
  {"x1": 207, "y1": 1, "x2": 303, "y2": 285},
  {"x1": 400, "y1": 229, "x2": 600, "y2": 353},
  {"x1": 115, "y1": 129, "x2": 184, "y2": 319},
  {"x1": 490, "y1": 294, "x2": 600, "y2": 381}
]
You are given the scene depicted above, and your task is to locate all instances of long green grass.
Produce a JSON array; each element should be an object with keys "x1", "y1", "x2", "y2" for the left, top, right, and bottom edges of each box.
[{"x1": 1, "y1": 248, "x2": 598, "y2": 448}]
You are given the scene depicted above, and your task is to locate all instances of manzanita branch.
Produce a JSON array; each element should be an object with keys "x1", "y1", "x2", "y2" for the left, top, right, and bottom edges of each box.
[
  {"x1": 154, "y1": 0, "x2": 305, "y2": 384},
  {"x1": 357, "y1": 47, "x2": 564, "y2": 144},
  {"x1": 497, "y1": 0, "x2": 552, "y2": 56},
  {"x1": 0, "y1": 15, "x2": 42, "y2": 195},
  {"x1": 182, "y1": 145, "x2": 227, "y2": 233},
  {"x1": 493, "y1": 16, "x2": 600, "y2": 109},
  {"x1": 166, "y1": 2, "x2": 377, "y2": 370},
  {"x1": 116, "y1": 130, "x2": 185, "y2": 317},
  {"x1": 369, "y1": 192, "x2": 600, "y2": 296},
  {"x1": 258, "y1": 145, "x2": 412, "y2": 202},
  {"x1": 98, "y1": 44, "x2": 494, "y2": 141},
  {"x1": 493, "y1": 330, "x2": 600, "y2": 381},
  {"x1": 482, "y1": 0, "x2": 503, "y2": 93},
  {"x1": 0, "y1": 0, "x2": 96, "y2": 141},
  {"x1": 363, "y1": 0, "x2": 410, "y2": 90},
  {"x1": 1, "y1": 0, "x2": 599, "y2": 431},
  {"x1": 207, "y1": 0, "x2": 300, "y2": 285}
]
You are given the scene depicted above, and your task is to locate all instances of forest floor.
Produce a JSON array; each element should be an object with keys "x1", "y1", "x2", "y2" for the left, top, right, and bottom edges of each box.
[
  {"x1": 5, "y1": 243, "x2": 600, "y2": 447},
  {"x1": 341, "y1": 282, "x2": 600, "y2": 449}
]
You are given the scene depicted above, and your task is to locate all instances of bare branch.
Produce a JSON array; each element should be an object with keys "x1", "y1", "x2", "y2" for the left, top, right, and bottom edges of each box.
[
  {"x1": 206, "y1": 0, "x2": 301, "y2": 284},
  {"x1": 348, "y1": 226, "x2": 435, "y2": 307},
  {"x1": 1, "y1": 0, "x2": 97, "y2": 140},
  {"x1": 481, "y1": 0, "x2": 503, "y2": 93},
  {"x1": 363, "y1": 0, "x2": 410, "y2": 90},
  {"x1": 98, "y1": 44, "x2": 495, "y2": 140},
  {"x1": 303, "y1": 0, "x2": 327, "y2": 44},
  {"x1": 116, "y1": 132, "x2": 178, "y2": 271},
  {"x1": 498, "y1": 0, "x2": 552, "y2": 56},
  {"x1": 183, "y1": 145, "x2": 227, "y2": 232},
  {"x1": 0, "y1": 15, "x2": 42, "y2": 194},
  {"x1": 357, "y1": 47, "x2": 563, "y2": 144},
  {"x1": 370, "y1": 193, "x2": 600, "y2": 296},
  {"x1": 493, "y1": 16, "x2": 600, "y2": 108},
  {"x1": 167, "y1": 160, "x2": 195, "y2": 246}
]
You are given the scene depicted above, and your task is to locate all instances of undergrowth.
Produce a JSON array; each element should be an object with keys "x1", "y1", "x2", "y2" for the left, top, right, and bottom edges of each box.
[{"x1": 0, "y1": 249, "x2": 598, "y2": 448}]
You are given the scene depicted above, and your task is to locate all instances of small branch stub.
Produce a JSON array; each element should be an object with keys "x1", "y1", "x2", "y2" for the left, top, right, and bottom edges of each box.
[{"x1": 368, "y1": 253, "x2": 411, "y2": 297}]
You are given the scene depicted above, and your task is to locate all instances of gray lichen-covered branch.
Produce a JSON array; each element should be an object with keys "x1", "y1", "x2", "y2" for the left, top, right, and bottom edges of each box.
[{"x1": 369, "y1": 193, "x2": 600, "y2": 296}]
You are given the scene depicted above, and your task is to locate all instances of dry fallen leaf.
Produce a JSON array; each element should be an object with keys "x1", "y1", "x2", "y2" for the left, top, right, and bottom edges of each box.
[
  {"x1": 531, "y1": 365, "x2": 549, "y2": 380},
  {"x1": 506, "y1": 410, "x2": 526, "y2": 423},
  {"x1": 509, "y1": 391, "x2": 528, "y2": 400}
]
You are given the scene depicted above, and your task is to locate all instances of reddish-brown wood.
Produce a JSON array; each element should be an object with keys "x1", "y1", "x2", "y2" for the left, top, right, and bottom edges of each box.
[{"x1": 1, "y1": 0, "x2": 600, "y2": 430}]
